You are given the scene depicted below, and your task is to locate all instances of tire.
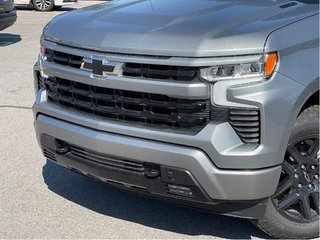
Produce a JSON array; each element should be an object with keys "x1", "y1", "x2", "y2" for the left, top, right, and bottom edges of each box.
[
  {"x1": 33, "y1": 0, "x2": 54, "y2": 11},
  {"x1": 252, "y1": 105, "x2": 319, "y2": 239}
]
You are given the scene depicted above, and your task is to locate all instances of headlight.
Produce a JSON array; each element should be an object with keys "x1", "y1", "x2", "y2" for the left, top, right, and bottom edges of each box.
[
  {"x1": 200, "y1": 52, "x2": 278, "y2": 82},
  {"x1": 40, "y1": 44, "x2": 46, "y2": 59},
  {"x1": 38, "y1": 44, "x2": 49, "y2": 80}
]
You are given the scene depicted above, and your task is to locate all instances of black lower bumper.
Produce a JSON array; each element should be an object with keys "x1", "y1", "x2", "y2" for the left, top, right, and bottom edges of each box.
[
  {"x1": 0, "y1": 9, "x2": 17, "y2": 31},
  {"x1": 41, "y1": 134, "x2": 268, "y2": 219}
]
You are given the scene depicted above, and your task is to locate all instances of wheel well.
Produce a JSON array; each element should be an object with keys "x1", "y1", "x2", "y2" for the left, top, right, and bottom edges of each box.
[{"x1": 300, "y1": 90, "x2": 319, "y2": 114}]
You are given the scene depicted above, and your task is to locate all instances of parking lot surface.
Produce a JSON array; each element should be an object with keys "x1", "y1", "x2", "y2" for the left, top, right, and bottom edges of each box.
[{"x1": 0, "y1": 2, "x2": 268, "y2": 239}]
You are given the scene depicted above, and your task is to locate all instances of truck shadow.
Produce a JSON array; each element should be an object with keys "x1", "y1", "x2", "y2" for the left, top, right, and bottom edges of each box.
[
  {"x1": 15, "y1": 6, "x2": 76, "y2": 11},
  {"x1": 42, "y1": 160, "x2": 269, "y2": 239},
  {"x1": 0, "y1": 33, "x2": 21, "y2": 47}
]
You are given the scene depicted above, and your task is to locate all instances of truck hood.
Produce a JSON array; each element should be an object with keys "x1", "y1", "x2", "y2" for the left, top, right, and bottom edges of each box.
[{"x1": 43, "y1": 0, "x2": 318, "y2": 57}]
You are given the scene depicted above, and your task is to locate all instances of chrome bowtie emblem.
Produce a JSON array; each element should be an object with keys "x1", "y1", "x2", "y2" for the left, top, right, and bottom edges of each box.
[{"x1": 81, "y1": 56, "x2": 123, "y2": 77}]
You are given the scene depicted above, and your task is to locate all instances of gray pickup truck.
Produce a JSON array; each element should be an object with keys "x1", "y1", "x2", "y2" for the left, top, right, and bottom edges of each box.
[{"x1": 33, "y1": 0, "x2": 319, "y2": 238}]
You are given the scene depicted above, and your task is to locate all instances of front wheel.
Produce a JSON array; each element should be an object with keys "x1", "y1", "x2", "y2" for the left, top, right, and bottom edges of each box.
[
  {"x1": 33, "y1": 0, "x2": 54, "y2": 11},
  {"x1": 252, "y1": 105, "x2": 319, "y2": 239}
]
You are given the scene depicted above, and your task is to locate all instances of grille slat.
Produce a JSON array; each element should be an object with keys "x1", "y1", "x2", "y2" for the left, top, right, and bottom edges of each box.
[
  {"x1": 69, "y1": 146, "x2": 145, "y2": 173},
  {"x1": 229, "y1": 121, "x2": 259, "y2": 127},
  {"x1": 46, "y1": 49, "x2": 83, "y2": 69},
  {"x1": 45, "y1": 50, "x2": 201, "y2": 82},
  {"x1": 229, "y1": 110, "x2": 259, "y2": 116},
  {"x1": 45, "y1": 77, "x2": 210, "y2": 133},
  {"x1": 233, "y1": 127, "x2": 260, "y2": 133},
  {"x1": 229, "y1": 116, "x2": 259, "y2": 121},
  {"x1": 237, "y1": 132, "x2": 260, "y2": 138},
  {"x1": 123, "y1": 63, "x2": 199, "y2": 82},
  {"x1": 70, "y1": 146, "x2": 145, "y2": 172},
  {"x1": 70, "y1": 147, "x2": 143, "y2": 167},
  {"x1": 43, "y1": 149, "x2": 56, "y2": 161},
  {"x1": 210, "y1": 106, "x2": 261, "y2": 144},
  {"x1": 229, "y1": 109, "x2": 260, "y2": 144}
]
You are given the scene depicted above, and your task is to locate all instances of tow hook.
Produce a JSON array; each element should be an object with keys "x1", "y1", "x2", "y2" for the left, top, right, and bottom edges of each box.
[
  {"x1": 144, "y1": 168, "x2": 160, "y2": 178},
  {"x1": 55, "y1": 140, "x2": 70, "y2": 154}
]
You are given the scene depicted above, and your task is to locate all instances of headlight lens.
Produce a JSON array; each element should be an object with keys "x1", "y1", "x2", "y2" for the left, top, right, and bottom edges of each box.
[
  {"x1": 40, "y1": 44, "x2": 46, "y2": 59},
  {"x1": 200, "y1": 52, "x2": 277, "y2": 82}
]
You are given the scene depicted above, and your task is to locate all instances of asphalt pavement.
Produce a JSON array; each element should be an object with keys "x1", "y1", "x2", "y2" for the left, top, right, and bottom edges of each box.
[{"x1": 0, "y1": 2, "x2": 268, "y2": 239}]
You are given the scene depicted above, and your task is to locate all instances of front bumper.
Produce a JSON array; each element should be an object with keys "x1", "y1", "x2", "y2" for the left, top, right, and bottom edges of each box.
[
  {"x1": 33, "y1": 41, "x2": 312, "y2": 218},
  {"x1": 0, "y1": 9, "x2": 16, "y2": 31},
  {"x1": 34, "y1": 113, "x2": 281, "y2": 204},
  {"x1": 34, "y1": 44, "x2": 310, "y2": 171}
]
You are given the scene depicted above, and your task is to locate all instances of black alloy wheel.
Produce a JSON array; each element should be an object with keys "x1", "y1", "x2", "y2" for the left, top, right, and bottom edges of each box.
[
  {"x1": 272, "y1": 135, "x2": 319, "y2": 223},
  {"x1": 252, "y1": 105, "x2": 319, "y2": 239}
]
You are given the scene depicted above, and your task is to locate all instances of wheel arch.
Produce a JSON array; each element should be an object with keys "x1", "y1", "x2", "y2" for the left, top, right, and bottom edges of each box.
[
  {"x1": 299, "y1": 90, "x2": 319, "y2": 115},
  {"x1": 274, "y1": 82, "x2": 318, "y2": 174}
]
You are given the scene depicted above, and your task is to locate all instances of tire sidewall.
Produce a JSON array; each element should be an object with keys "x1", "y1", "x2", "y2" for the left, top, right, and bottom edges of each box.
[{"x1": 264, "y1": 197, "x2": 319, "y2": 239}]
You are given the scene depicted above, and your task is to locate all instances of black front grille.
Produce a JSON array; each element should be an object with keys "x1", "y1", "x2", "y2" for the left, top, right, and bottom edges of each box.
[
  {"x1": 69, "y1": 145, "x2": 145, "y2": 173},
  {"x1": 45, "y1": 49, "x2": 83, "y2": 69},
  {"x1": 123, "y1": 63, "x2": 200, "y2": 82},
  {"x1": 37, "y1": 72, "x2": 46, "y2": 90},
  {"x1": 44, "y1": 49, "x2": 201, "y2": 82},
  {"x1": 44, "y1": 77, "x2": 210, "y2": 133}
]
